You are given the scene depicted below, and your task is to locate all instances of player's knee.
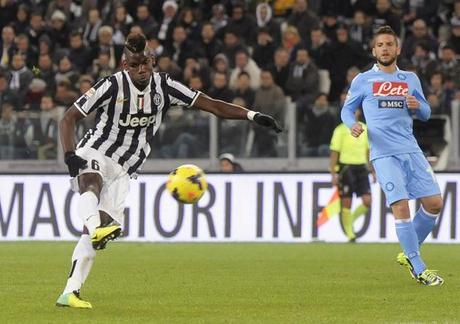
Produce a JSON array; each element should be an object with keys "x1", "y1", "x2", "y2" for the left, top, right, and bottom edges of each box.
[
  {"x1": 78, "y1": 174, "x2": 102, "y2": 196},
  {"x1": 426, "y1": 199, "x2": 443, "y2": 215}
]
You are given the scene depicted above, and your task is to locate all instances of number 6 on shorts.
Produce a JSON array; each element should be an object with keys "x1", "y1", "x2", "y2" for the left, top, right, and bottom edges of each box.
[{"x1": 91, "y1": 160, "x2": 100, "y2": 171}]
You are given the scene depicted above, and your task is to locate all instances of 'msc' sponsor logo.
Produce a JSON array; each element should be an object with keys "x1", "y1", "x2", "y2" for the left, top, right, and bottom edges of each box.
[{"x1": 378, "y1": 99, "x2": 405, "y2": 109}]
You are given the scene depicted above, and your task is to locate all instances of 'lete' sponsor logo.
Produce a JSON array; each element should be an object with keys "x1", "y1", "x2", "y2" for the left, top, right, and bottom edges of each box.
[{"x1": 373, "y1": 81, "x2": 408, "y2": 96}]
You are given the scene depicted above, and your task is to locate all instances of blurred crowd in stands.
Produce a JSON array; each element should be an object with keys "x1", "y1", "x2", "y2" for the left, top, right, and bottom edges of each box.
[{"x1": 0, "y1": 0, "x2": 459, "y2": 160}]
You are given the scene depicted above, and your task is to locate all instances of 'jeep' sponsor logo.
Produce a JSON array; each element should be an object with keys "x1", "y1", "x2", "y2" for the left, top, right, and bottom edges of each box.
[
  {"x1": 378, "y1": 99, "x2": 405, "y2": 109},
  {"x1": 119, "y1": 114, "x2": 156, "y2": 128},
  {"x1": 373, "y1": 81, "x2": 408, "y2": 96}
]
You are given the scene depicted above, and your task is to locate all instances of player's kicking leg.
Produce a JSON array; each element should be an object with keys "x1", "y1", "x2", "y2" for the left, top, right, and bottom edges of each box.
[{"x1": 77, "y1": 173, "x2": 121, "y2": 250}]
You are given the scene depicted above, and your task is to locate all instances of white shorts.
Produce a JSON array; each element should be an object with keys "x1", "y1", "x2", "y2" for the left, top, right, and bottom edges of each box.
[{"x1": 73, "y1": 146, "x2": 130, "y2": 226}]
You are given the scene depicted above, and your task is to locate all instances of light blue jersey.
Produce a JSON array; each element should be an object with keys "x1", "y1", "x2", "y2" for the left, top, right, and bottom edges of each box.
[
  {"x1": 341, "y1": 64, "x2": 430, "y2": 161},
  {"x1": 341, "y1": 63, "x2": 440, "y2": 205}
]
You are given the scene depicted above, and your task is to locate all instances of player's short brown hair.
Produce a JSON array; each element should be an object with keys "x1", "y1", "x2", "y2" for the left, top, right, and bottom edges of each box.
[{"x1": 373, "y1": 25, "x2": 398, "y2": 46}]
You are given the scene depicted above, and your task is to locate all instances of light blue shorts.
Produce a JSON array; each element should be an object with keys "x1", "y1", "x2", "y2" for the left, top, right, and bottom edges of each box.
[{"x1": 372, "y1": 152, "x2": 441, "y2": 206}]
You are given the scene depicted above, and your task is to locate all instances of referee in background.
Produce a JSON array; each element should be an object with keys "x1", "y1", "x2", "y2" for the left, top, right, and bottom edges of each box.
[{"x1": 329, "y1": 109, "x2": 375, "y2": 242}]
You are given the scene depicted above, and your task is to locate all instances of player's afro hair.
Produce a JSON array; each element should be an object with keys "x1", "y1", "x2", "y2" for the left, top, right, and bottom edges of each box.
[{"x1": 124, "y1": 33, "x2": 147, "y2": 54}]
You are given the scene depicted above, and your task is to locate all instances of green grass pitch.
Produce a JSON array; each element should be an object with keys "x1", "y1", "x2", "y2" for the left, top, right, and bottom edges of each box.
[{"x1": 0, "y1": 242, "x2": 458, "y2": 323}]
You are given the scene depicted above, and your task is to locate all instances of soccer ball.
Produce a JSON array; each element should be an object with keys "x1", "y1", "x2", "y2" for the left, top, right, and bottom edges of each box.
[{"x1": 166, "y1": 164, "x2": 208, "y2": 204}]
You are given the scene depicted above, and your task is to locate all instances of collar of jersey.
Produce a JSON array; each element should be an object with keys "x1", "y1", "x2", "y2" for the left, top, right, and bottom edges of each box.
[
  {"x1": 123, "y1": 70, "x2": 152, "y2": 95},
  {"x1": 372, "y1": 63, "x2": 400, "y2": 72}
]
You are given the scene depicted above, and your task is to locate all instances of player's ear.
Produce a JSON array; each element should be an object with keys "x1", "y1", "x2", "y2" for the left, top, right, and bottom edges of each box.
[
  {"x1": 372, "y1": 48, "x2": 376, "y2": 57},
  {"x1": 151, "y1": 54, "x2": 156, "y2": 67},
  {"x1": 122, "y1": 58, "x2": 128, "y2": 70}
]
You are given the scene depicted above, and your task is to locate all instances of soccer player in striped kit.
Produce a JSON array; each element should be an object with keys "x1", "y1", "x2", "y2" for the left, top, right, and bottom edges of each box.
[
  {"x1": 56, "y1": 33, "x2": 282, "y2": 308},
  {"x1": 341, "y1": 26, "x2": 444, "y2": 286}
]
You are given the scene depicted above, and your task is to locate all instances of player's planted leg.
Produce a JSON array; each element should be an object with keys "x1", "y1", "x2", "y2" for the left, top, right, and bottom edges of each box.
[
  {"x1": 56, "y1": 233, "x2": 95, "y2": 308},
  {"x1": 393, "y1": 201, "x2": 427, "y2": 277}
]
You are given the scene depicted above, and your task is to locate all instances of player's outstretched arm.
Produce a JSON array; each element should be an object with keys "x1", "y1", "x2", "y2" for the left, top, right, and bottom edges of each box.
[
  {"x1": 59, "y1": 105, "x2": 87, "y2": 176},
  {"x1": 192, "y1": 93, "x2": 283, "y2": 133}
]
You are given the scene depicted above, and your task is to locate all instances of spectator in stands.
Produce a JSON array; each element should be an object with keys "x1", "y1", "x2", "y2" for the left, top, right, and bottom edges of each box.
[
  {"x1": 221, "y1": 29, "x2": 246, "y2": 68},
  {"x1": 111, "y1": 4, "x2": 133, "y2": 46},
  {"x1": 401, "y1": 0, "x2": 439, "y2": 28},
  {"x1": 208, "y1": 71, "x2": 234, "y2": 102},
  {"x1": 27, "y1": 11, "x2": 46, "y2": 48},
  {"x1": 198, "y1": 22, "x2": 223, "y2": 63},
  {"x1": 157, "y1": 0, "x2": 178, "y2": 45},
  {"x1": 156, "y1": 55, "x2": 182, "y2": 80},
  {"x1": 253, "y1": 27, "x2": 276, "y2": 69},
  {"x1": 135, "y1": 2, "x2": 157, "y2": 38},
  {"x1": 281, "y1": 25, "x2": 303, "y2": 61},
  {"x1": 210, "y1": 4, "x2": 229, "y2": 34},
  {"x1": 54, "y1": 78, "x2": 78, "y2": 107},
  {"x1": 426, "y1": 70, "x2": 453, "y2": 115},
  {"x1": 55, "y1": 55, "x2": 80, "y2": 88},
  {"x1": 373, "y1": 0, "x2": 401, "y2": 37},
  {"x1": 439, "y1": 44, "x2": 460, "y2": 87},
  {"x1": 321, "y1": 11, "x2": 339, "y2": 42},
  {"x1": 327, "y1": 24, "x2": 370, "y2": 102},
  {"x1": 12, "y1": 4, "x2": 30, "y2": 35},
  {"x1": 90, "y1": 50, "x2": 114, "y2": 79},
  {"x1": 8, "y1": 52, "x2": 34, "y2": 108},
  {"x1": 0, "y1": 72, "x2": 15, "y2": 110},
  {"x1": 448, "y1": 16, "x2": 460, "y2": 55},
  {"x1": 182, "y1": 56, "x2": 211, "y2": 90},
  {"x1": 410, "y1": 42, "x2": 438, "y2": 86},
  {"x1": 38, "y1": 34, "x2": 54, "y2": 59},
  {"x1": 298, "y1": 93, "x2": 337, "y2": 157},
  {"x1": 308, "y1": 27, "x2": 332, "y2": 70},
  {"x1": 219, "y1": 153, "x2": 244, "y2": 172},
  {"x1": 212, "y1": 53, "x2": 231, "y2": 80},
  {"x1": 0, "y1": 0, "x2": 18, "y2": 30},
  {"x1": 167, "y1": 25, "x2": 196, "y2": 69},
  {"x1": 94, "y1": 26, "x2": 123, "y2": 71},
  {"x1": 83, "y1": 8, "x2": 103, "y2": 48},
  {"x1": 45, "y1": 0, "x2": 71, "y2": 22},
  {"x1": 401, "y1": 19, "x2": 439, "y2": 61},
  {"x1": 234, "y1": 71, "x2": 255, "y2": 108},
  {"x1": 38, "y1": 94, "x2": 62, "y2": 159},
  {"x1": 251, "y1": 70, "x2": 286, "y2": 157},
  {"x1": 229, "y1": 49, "x2": 261, "y2": 90},
  {"x1": 254, "y1": 70, "x2": 286, "y2": 123},
  {"x1": 68, "y1": 31, "x2": 91, "y2": 74},
  {"x1": 37, "y1": 53, "x2": 56, "y2": 94},
  {"x1": 145, "y1": 33, "x2": 164, "y2": 58},
  {"x1": 16, "y1": 33, "x2": 38, "y2": 69},
  {"x1": 286, "y1": 0, "x2": 320, "y2": 42},
  {"x1": 256, "y1": 3, "x2": 281, "y2": 44},
  {"x1": 25, "y1": 78, "x2": 47, "y2": 111},
  {"x1": 48, "y1": 10, "x2": 70, "y2": 49},
  {"x1": 349, "y1": 10, "x2": 373, "y2": 51},
  {"x1": 0, "y1": 26, "x2": 16, "y2": 69},
  {"x1": 226, "y1": 2, "x2": 257, "y2": 46},
  {"x1": 0, "y1": 102, "x2": 17, "y2": 159},
  {"x1": 177, "y1": 7, "x2": 202, "y2": 42},
  {"x1": 268, "y1": 47, "x2": 290, "y2": 93},
  {"x1": 285, "y1": 47, "x2": 319, "y2": 103}
]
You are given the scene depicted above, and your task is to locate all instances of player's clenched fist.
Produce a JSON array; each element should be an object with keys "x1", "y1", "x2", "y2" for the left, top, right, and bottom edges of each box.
[
  {"x1": 351, "y1": 122, "x2": 364, "y2": 138},
  {"x1": 405, "y1": 95, "x2": 420, "y2": 109}
]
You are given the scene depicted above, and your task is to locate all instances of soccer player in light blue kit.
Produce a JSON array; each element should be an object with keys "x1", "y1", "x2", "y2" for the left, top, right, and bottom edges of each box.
[{"x1": 341, "y1": 26, "x2": 444, "y2": 286}]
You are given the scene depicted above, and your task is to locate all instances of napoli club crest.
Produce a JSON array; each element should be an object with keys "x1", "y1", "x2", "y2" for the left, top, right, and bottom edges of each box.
[{"x1": 153, "y1": 93, "x2": 162, "y2": 106}]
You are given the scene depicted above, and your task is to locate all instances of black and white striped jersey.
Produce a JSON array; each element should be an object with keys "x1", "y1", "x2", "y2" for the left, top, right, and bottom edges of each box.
[{"x1": 74, "y1": 70, "x2": 199, "y2": 175}]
